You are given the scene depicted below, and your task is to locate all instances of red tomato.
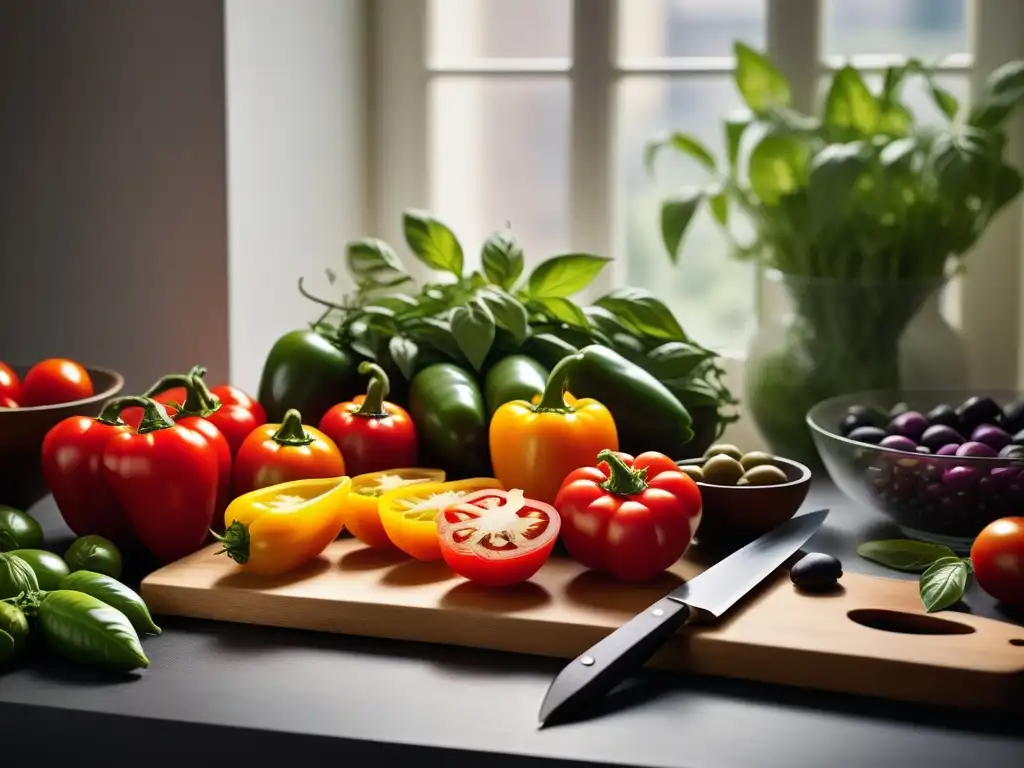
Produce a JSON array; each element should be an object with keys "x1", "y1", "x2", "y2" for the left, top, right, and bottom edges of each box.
[
  {"x1": 19, "y1": 358, "x2": 94, "y2": 406},
  {"x1": 210, "y1": 384, "x2": 267, "y2": 423},
  {"x1": 436, "y1": 488, "x2": 560, "y2": 587},
  {"x1": 0, "y1": 396, "x2": 18, "y2": 409},
  {"x1": 970, "y1": 517, "x2": 1024, "y2": 606},
  {"x1": 120, "y1": 388, "x2": 186, "y2": 430},
  {"x1": 177, "y1": 415, "x2": 233, "y2": 516},
  {"x1": 232, "y1": 408, "x2": 345, "y2": 495},
  {"x1": 554, "y1": 449, "x2": 703, "y2": 582},
  {"x1": 0, "y1": 361, "x2": 21, "y2": 402}
]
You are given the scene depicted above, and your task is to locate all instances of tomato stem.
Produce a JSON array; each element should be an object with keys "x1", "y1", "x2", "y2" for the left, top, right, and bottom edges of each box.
[
  {"x1": 597, "y1": 449, "x2": 648, "y2": 496},
  {"x1": 211, "y1": 521, "x2": 250, "y2": 564},
  {"x1": 97, "y1": 395, "x2": 176, "y2": 433},
  {"x1": 534, "y1": 352, "x2": 580, "y2": 412},
  {"x1": 272, "y1": 408, "x2": 315, "y2": 446},
  {"x1": 354, "y1": 362, "x2": 391, "y2": 417}
]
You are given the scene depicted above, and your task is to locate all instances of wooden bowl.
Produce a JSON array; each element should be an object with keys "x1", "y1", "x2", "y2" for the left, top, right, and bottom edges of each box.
[
  {"x1": 675, "y1": 455, "x2": 813, "y2": 547},
  {"x1": 0, "y1": 365, "x2": 124, "y2": 511}
]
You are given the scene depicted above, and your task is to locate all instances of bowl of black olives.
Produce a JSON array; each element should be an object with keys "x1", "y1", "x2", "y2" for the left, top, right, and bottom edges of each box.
[
  {"x1": 676, "y1": 444, "x2": 813, "y2": 547},
  {"x1": 807, "y1": 389, "x2": 1024, "y2": 553}
]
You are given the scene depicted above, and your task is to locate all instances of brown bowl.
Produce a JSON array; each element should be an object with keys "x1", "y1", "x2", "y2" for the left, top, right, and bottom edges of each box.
[
  {"x1": 675, "y1": 455, "x2": 813, "y2": 547},
  {"x1": 0, "y1": 365, "x2": 124, "y2": 511}
]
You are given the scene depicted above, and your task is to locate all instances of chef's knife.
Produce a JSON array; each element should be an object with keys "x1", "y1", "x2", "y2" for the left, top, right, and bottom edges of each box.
[{"x1": 538, "y1": 508, "x2": 829, "y2": 725}]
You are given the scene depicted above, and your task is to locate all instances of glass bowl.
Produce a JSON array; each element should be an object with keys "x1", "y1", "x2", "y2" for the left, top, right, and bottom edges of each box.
[{"x1": 806, "y1": 389, "x2": 1024, "y2": 554}]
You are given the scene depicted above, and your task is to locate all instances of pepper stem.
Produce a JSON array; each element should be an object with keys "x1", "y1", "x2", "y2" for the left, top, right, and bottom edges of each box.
[
  {"x1": 355, "y1": 362, "x2": 390, "y2": 417},
  {"x1": 97, "y1": 396, "x2": 176, "y2": 433},
  {"x1": 597, "y1": 449, "x2": 649, "y2": 496},
  {"x1": 272, "y1": 409, "x2": 315, "y2": 446},
  {"x1": 211, "y1": 521, "x2": 250, "y2": 565},
  {"x1": 142, "y1": 365, "x2": 221, "y2": 418},
  {"x1": 535, "y1": 352, "x2": 580, "y2": 412}
]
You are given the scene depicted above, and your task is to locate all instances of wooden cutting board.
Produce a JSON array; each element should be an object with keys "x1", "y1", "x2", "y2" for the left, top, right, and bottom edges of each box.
[{"x1": 140, "y1": 538, "x2": 1024, "y2": 712}]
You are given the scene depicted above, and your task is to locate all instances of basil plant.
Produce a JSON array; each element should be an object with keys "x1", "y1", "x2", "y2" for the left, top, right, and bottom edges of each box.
[{"x1": 647, "y1": 43, "x2": 1024, "y2": 280}]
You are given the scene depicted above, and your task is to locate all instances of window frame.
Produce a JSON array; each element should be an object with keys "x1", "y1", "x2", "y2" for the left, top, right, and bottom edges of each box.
[{"x1": 367, "y1": 0, "x2": 1024, "y2": 408}]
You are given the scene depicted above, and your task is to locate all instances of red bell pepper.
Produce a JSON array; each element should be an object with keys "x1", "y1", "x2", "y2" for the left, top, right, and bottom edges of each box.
[
  {"x1": 318, "y1": 362, "x2": 417, "y2": 476},
  {"x1": 102, "y1": 396, "x2": 221, "y2": 564},
  {"x1": 233, "y1": 408, "x2": 346, "y2": 495},
  {"x1": 554, "y1": 449, "x2": 703, "y2": 582},
  {"x1": 40, "y1": 396, "x2": 141, "y2": 547}
]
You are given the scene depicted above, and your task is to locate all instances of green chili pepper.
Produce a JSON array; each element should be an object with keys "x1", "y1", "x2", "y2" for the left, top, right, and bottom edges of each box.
[
  {"x1": 0, "y1": 505, "x2": 44, "y2": 552},
  {"x1": 257, "y1": 329, "x2": 364, "y2": 424},
  {"x1": 0, "y1": 552, "x2": 39, "y2": 600},
  {"x1": 0, "y1": 601, "x2": 30, "y2": 664},
  {"x1": 409, "y1": 363, "x2": 490, "y2": 479},
  {"x1": 551, "y1": 344, "x2": 695, "y2": 459},
  {"x1": 483, "y1": 355, "x2": 549, "y2": 416},
  {"x1": 7, "y1": 549, "x2": 70, "y2": 591},
  {"x1": 33, "y1": 590, "x2": 149, "y2": 672},
  {"x1": 59, "y1": 570, "x2": 161, "y2": 636}
]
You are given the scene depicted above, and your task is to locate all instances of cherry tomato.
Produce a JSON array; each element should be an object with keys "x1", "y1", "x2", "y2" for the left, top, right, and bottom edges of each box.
[
  {"x1": 436, "y1": 488, "x2": 560, "y2": 587},
  {"x1": 554, "y1": 450, "x2": 703, "y2": 582},
  {"x1": 0, "y1": 396, "x2": 18, "y2": 409},
  {"x1": 19, "y1": 358, "x2": 94, "y2": 407},
  {"x1": 0, "y1": 361, "x2": 21, "y2": 402},
  {"x1": 970, "y1": 517, "x2": 1024, "y2": 606}
]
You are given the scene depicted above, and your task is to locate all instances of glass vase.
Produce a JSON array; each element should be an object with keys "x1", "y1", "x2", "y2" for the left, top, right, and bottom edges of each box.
[{"x1": 745, "y1": 271, "x2": 965, "y2": 468}]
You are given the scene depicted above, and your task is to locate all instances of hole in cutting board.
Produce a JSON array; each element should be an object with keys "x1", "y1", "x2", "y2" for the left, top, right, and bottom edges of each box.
[{"x1": 847, "y1": 609, "x2": 975, "y2": 636}]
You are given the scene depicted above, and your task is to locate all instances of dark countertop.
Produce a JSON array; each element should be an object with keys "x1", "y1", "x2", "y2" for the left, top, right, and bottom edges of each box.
[{"x1": 3, "y1": 484, "x2": 1023, "y2": 768}]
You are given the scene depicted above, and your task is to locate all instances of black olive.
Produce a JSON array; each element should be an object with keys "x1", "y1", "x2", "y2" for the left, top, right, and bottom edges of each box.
[
  {"x1": 790, "y1": 553, "x2": 843, "y2": 593},
  {"x1": 838, "y1": 412, "x2": 867, "y2": 435},
  {"x1": 847, "y1": 426, "x2": 887, "y2": 445},
  {"x1": 956, "y1": 396, "x2": 1002, "y2": 434},
  {"x1": 888, "y1": 402, "x2": 910, "y2": 419},
  {"x1": 925, "y1": 403, "x2": 960, "y2": 431},
  {"x1": 1000, "y1": 400, "x2": 1024, "y2": 435}
]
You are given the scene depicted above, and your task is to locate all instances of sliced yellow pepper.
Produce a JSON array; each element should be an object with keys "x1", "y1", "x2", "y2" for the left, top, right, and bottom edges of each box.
[
  {"x1": 214, "y1": 476, "x2": 352, "y2": 575},
  {"x1": 344, "y1": 467, "x2": 446, "y2": 548}
]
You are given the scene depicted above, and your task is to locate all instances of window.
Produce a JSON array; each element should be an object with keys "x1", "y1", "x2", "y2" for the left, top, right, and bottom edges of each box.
[{"x1": 369, "y1": 0, "x2": 1024, "y2": 391}]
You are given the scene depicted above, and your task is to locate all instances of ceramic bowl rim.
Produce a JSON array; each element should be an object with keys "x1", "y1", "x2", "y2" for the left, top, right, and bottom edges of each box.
[
  {"x1": 675, "y1": 455, "x2": 812, "y2": 490},
  {"x1": 1, "y1": 364, "x2": 124, "y2": 412}
]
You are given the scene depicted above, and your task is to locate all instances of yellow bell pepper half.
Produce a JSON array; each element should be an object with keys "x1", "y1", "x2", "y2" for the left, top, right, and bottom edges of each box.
[
  {"x1": 345, "y1": 467, "x2": 447, "y2": 549},
  {"x1": 213, "y1": 476, "x2": 352, "y2": 576}
]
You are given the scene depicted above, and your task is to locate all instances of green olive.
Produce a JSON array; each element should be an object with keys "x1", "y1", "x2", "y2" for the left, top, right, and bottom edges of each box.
[
  {"x1": 739, "y1": 451, "x2": 776, "y2": 472},
  {"x1": 701, "y1": 454, "x2": 745, "y2": 486},
  {"x1": 703, "y1": 443, "x2": 744, "y2": 462},
  {"x1": 678, "y1": 464, "x2": 704, "y2": 482},
  {"x1": 737, "y1": 464, "x2": 790, "y2": 486}
]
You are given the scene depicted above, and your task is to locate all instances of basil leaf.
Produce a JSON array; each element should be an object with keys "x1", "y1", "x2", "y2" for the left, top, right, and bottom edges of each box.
[
  {"x1": 669, "y1": 382, "x2": 719, "y2": 409},
  {"x1": 660, "y1": 189, "x2": 704, "y2": 263},
  {"x1": 644, "y1": 341, "x2": 715, "y2": 381},
  {"x1": 481, "y1": 229, "x2": 524, "y2": 290},
  {"x1": 402, "y1": 209, "x2": 464, "y2": 277},
  {"x1": 596, "y1": 287, "x2": 687, "y2": 341},
  {"x1": 748, "y1": 133, "x2": 811, "y2": 206},
  {"x1": 478, "y1": 288, "x2": 529, "y2": 344},
  {"x1": 734, "y1": 42, "x2": 791, "y2": 114},
  {"x1": 919, "y1": 557, "x2": 970, "y2": 613},
  {"x1": 823, "y1": 66, "x2": 879, "y2": 138},
  {"x1": 346, "y1": 238, "x2": 409, "y2": 286},
  {"x1": 528, "y1": 297, "x2": 589, "y2": 329},
  {"x1": 388, "y1": 336, "x2": 419, "y2": 380},
  {"x1": 525, "y1": 254, "x2": 611, "y2": 299},
  {"x1": 372, "y1": 293, "x2": 420, "y2": 314},
  {"x1": 583, "y1": 305, "x2": 638, "y2": 338},
  {"x1": 645, "y1": 132, "x2": 717, "y2": 173},
  {"x1": 405, "y1": 317, "x2": 462, "y2": 361},
  {"x1": 856, "y1": 539, "x2": 957, "y2": 573},
  {"x1": 450, "y1": 303, "x2": 495, "y2": 371}
]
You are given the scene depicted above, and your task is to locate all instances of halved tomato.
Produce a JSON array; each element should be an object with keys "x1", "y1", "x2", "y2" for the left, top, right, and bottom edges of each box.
[
  {"x1": 436, "y1": 488, "x2": 560, "y2": 587},
  {"x1": 344, "y1": 467, "x2": 446, "y2": 549},
  {"x1": 378, "y1": 477, "x2": 503, "y2": 561}
]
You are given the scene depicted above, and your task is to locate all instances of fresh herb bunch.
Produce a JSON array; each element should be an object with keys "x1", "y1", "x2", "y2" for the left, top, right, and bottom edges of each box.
[
  {"x1": 647, "y1": 42, "x2": 1024, "y2": 279},
  {"x1": 299, "y1": 209, "x2": 739, "y2": 435}
]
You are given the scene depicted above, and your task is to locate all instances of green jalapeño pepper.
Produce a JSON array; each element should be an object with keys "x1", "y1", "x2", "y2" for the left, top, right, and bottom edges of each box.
[
  {"x1": 20, "y1": 590, "x2": 149, "y2": 672},
  {"x1": 483, "y1": 355, "x2": 549, "y2": 416},
  {"x1": 257, "y1": 329, "x2": 364, "y2": 425},
  {"x1": 552, "y1": 344, "x2": 694, "y2": 459},
  {"x1": 60, "y1": 570, "x2": 162, "y2": 636},
  {"x1": 409, "y1": 363, "x2": 490, "y2": 479}
]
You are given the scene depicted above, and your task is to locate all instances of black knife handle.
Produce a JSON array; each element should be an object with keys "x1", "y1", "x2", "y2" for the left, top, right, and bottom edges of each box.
[{"x1": 542, "y1": 597, "x2": 693, "y2": 722}]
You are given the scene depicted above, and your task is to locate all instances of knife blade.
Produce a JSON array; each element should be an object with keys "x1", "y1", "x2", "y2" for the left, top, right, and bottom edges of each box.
[{"x1": 538, "y1": 508, "x2": 829, "y2": 725}]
